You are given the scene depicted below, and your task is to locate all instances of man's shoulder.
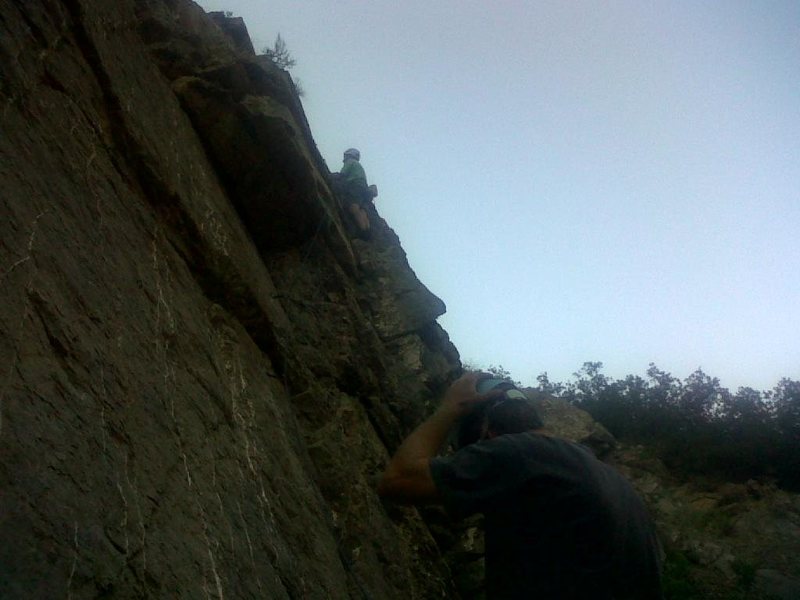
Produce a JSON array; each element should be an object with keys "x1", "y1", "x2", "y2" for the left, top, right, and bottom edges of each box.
[
  {"x1": 490, "y1": 431, "x2": 578, "y2": 452},
  {"x1": 433, "y1": 432, "x2": 597, "y2": 479},
  {"x1": 465, "y1": 432, "x2": 544, "y2": 456},
  {"x1": 511, "y1": 431, "x2": 598, "y2": 455},
  {"x1": 490, "y1": 432, "x2": 610, "y2": 479}
]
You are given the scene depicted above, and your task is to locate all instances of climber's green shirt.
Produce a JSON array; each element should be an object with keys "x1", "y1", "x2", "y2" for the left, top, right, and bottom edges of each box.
[{"x1": 340, "y1": 158, "x2": 366, "y2": 185}]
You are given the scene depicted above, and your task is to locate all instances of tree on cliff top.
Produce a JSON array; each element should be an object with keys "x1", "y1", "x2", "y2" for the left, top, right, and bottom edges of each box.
[
  {"x1": 261, "y1": 34, "x2": 304, "y2": 96},
  {"x1": 263, "y1": 34, "x2": 296, "y2": 70}
]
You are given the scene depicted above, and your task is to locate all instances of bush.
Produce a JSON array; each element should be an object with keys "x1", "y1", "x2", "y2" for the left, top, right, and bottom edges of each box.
[
  {"x1": 732, "y1": 559, "x2": 757, "y2": 592},
  {"x1": 262, "y1": 34, "x2": 296, "y2": 70},
  {"x1": 662, "y1": 549, "x2": 703, "y2": 599},
  {"x1": 542, "y1": 363, "x2": 800, "y2": 490}
]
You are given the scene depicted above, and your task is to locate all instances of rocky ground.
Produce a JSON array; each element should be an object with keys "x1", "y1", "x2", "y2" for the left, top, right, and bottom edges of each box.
[{"x1": 615, "y1": 444, "x2": 800, "y2": 599}]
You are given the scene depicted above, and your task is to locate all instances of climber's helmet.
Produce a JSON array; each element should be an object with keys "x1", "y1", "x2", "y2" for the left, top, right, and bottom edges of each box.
[{"x1": 343, "y1": 148, "x2": 360, "y2": 161}]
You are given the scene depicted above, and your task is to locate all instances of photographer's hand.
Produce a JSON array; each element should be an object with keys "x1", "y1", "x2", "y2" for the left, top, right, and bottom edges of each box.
[{"x1": 439, "y1": 372, "x2": 505, "y2": 418}]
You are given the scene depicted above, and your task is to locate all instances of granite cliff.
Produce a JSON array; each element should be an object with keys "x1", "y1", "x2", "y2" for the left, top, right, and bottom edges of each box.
[{"x1": 1, "y1": 1, "x2": 459, "y2": 597}]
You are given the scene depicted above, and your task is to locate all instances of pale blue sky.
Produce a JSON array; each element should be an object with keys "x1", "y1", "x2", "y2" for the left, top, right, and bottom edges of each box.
[{"x1": 198, "y1": 0, "x2": 799, "y2": 391}]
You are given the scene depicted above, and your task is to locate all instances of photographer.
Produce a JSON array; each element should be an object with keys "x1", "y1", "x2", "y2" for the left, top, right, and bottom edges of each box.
[{"x1": 378, "y1": 372, "x2": 663, "y2": 599}]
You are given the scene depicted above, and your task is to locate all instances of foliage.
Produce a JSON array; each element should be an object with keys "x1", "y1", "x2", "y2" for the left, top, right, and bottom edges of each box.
[
  {"x1": 262, "y1": 34, "x2": 296, "y2": 70},
  {"x1": 484, "y1": 364, "x2": 521, "y2": 386},
  {"x1": 461, "y1": 362, "x2": 521, "y2": 387},
  {"x1": 260, "y1": 35, "x2": 305, "y2": 97},
  {"x1": 662, "y1": 549, "x2": 703, "y2": 600},
  {"x1": 536, "y1": 372, "x2": 565, "y2": 396},
  {"x1": 538, "y1": 362, "x2": 800, "y2": 490},
  {"x1": 731, "y1": 559, "x2": 757, "y2": 592},
  {"x1": 683, "y1": 505, "x2": 734, "y2": 537},
  {"x1": 293, "y1": 77, "x2": 305, "y2": 98},
  {"x1": 661, "y1": 550, "x2": 756, "y2": 600}
]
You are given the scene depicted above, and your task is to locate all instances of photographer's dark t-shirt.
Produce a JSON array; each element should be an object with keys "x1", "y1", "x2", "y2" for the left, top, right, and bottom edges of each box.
[{"x1": 430, "y1": 433, "x2": 663, "y2": 599}]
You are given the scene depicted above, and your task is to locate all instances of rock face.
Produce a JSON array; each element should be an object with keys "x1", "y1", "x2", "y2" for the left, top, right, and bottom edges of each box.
[{"x1": 0, "y1": 1, "x2": 459, "y2": 597}]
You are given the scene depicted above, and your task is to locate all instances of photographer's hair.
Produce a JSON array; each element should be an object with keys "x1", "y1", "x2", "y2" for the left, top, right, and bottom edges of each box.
[
  {"x1": 485, "y1": 398, "x2": 543, "y2": 437},
  {"x1": 457, "y1": 404, "x2": 489, "y2": 449},
  {"x1": 456, "y1": 396, "x2": 544, "y2": 448}
]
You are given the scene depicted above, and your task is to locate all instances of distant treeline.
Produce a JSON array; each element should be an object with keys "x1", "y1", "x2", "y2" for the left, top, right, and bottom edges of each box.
[{"x1": 536, "y1": 363, "x2": 800, "y2": 490}]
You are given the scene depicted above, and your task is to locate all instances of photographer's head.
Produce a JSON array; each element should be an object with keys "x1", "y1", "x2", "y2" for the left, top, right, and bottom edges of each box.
[
  {"x1": 456, "y1": 377, "x2": 543, "y2": 448},
  {"x1": 484, "y1": 397, "x2": 544, "y2": 438}
]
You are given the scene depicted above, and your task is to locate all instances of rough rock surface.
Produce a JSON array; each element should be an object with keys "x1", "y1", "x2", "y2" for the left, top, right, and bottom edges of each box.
[
  {"x1": 1, "y1": 1, "x2": 458, "y2": 597},
  {"x1": 614, "y1": 446, "x2": 800, "y2": 599}
]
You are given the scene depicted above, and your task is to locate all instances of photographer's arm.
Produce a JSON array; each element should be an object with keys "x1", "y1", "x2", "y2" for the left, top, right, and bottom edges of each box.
[
  {"x1": 377, "y1": 373, "x2": 500, "y2": 503},
  {"x1": 376, "y1": 405, "x2": 458, "y2": 503}
]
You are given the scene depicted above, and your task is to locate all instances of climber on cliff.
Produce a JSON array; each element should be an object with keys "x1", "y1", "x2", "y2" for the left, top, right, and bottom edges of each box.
[
  {"x1": 330, "y1": 148, "x2": 377, "y2": 238},
  {"x1": 378, "y1": 372, "x2": 664, "y2": 599}
]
